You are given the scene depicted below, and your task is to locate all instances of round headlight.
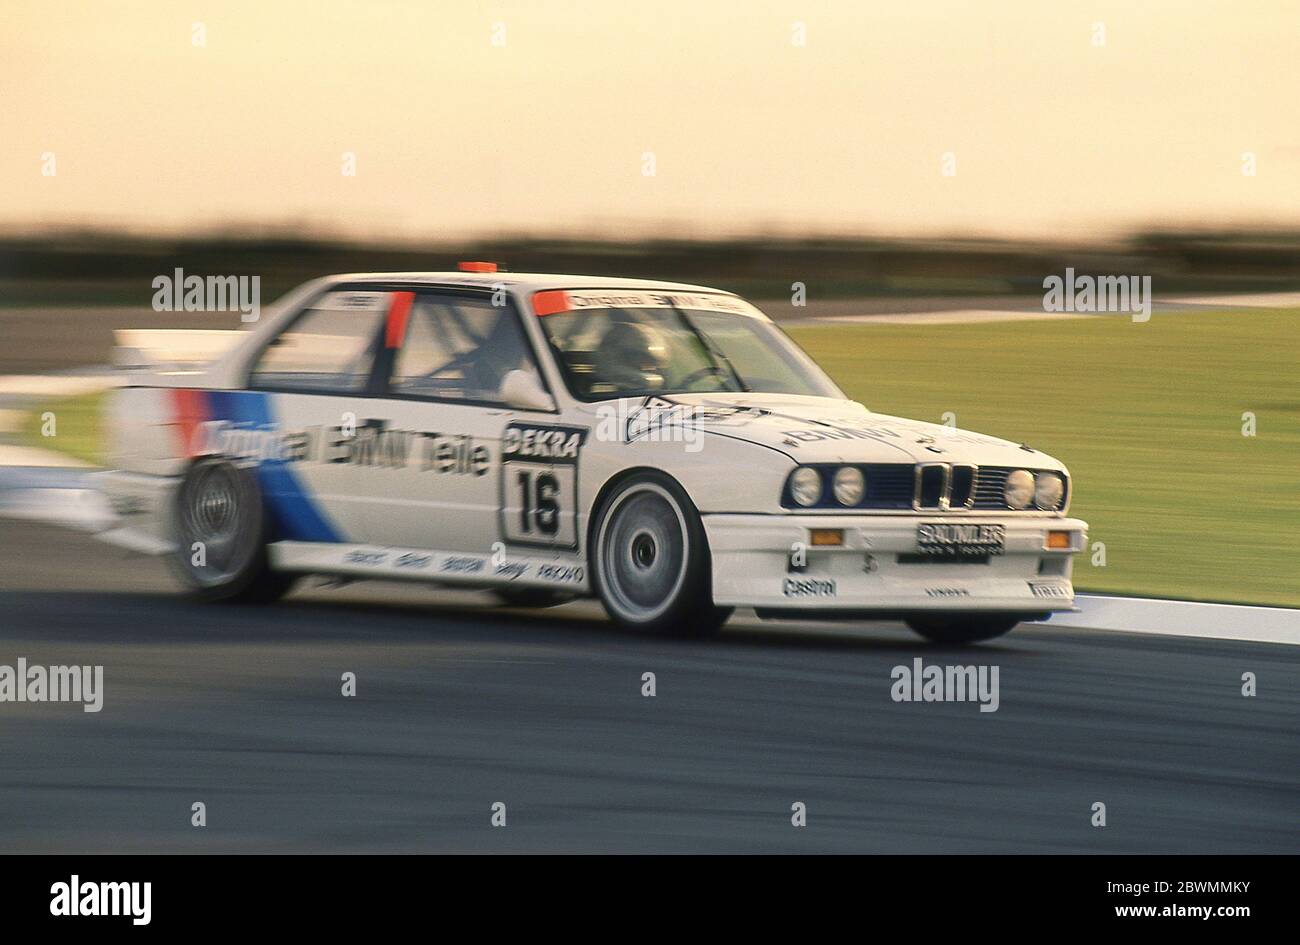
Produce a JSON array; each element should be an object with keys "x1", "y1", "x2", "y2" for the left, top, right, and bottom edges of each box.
[
  {"x1": 1004, "y1": 469, "x2": 1034, "y2": 509},
  {"x1": 833, "y1": 466, "x2": 865, "y2": 506},
  {"x1": 790, "y1": 466, "x2": 823, "y2": 507},
  {"x1": 1034, "y1": 472, "x2": 1065, "y2": 510}
]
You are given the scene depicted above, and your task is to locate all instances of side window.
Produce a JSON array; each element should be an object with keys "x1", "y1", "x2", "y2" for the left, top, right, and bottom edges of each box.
[
  {"x1": 249, "y1": 291, "x2": 388, "y2": 393},
  {"x1": 390, "y1": 294, "x2": 539, "y2": 403}
]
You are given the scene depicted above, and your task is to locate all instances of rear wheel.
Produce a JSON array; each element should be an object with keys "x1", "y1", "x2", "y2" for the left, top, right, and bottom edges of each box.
[
  {"x1": 591, "y1": 473, "x2": 732, "y2": 636},
  {"x1": 172, "y1": 459, "x2": 296, "y2": 603},
  {"x1": 905, "y1": 613, "x2": 1021, "y2": 645}
]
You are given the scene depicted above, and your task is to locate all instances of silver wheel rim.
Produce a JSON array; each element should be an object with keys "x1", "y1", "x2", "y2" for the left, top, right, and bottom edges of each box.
[
  {"x1": 596, "y1": 482, "x2": 689, "y2": 624},
  {"x1": 178, "y1": 463, "x2": 257, "y2": 587}
]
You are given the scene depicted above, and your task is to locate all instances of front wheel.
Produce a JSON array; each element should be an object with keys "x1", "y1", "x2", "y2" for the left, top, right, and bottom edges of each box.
[
  {"x1": 905, "y1": 613, "x2": 1021, "y2": 645},
  {"x1": 172, "y1": 458, "x2": 296, "y2": 603},
  {"x1": 590, "y1": 473, "x2": 732, "y2": 636}
]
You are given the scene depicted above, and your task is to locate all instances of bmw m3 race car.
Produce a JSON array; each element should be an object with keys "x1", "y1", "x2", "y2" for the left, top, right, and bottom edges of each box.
[{"x1": 100, "y1": 268, "x2": 1087, "y2": 643}]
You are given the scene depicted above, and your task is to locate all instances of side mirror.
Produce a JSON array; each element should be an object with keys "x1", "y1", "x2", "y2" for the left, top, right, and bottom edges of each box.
[{"x1": 499, "y1": 369, "x2": 555, "y2": 412}]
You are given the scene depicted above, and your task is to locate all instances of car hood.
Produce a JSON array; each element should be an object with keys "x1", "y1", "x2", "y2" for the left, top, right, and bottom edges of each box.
[{"x1": 630, "y1": 393, "x2": 1064, "y2": 469}]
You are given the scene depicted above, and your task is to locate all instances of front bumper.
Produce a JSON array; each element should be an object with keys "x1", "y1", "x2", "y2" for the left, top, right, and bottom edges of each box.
[{"x1": 703, "y1": 513, "x2": 1087, "y2": 613}]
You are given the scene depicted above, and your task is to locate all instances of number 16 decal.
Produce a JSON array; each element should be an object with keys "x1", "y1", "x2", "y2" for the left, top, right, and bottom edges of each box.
[
  {"x1": 500, "y1": 422, "x2": 587, "y2": 550},
  {"x1": 516, "y1": 469, "x2": 560, "y2": 535}
]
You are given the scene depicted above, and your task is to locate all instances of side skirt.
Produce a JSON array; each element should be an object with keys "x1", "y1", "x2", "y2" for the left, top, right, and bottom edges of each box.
[{"x1": 268, "y1": 541, "x2": 590, "y2": 594}]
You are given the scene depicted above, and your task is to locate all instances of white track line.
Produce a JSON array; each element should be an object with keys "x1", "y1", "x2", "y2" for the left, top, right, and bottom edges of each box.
[
  {"x1": 0, "y1": 374, "x2": 116, "y2": 397},
  {"x1": 784, "y1": 309, "x2": 1090, "y2": 327},
  {"x1": 1160, "y1": 291, "x2": 1300, "y2": 308},
  {"x1": 1043, "y1": 594, "x2": 1300, "y2": 646},
  {"x1": 821, "y1": 309, "x2": 1089, "y2": 326},
  {"x1": 0, "y1": 409, "x2": 27, "y2": 434},
  {"x1": 0, "y1": 445, "x2": 93, "y2": 468}
]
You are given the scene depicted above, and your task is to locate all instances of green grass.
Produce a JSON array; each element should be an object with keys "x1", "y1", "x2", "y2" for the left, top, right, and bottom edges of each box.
[
  {"x1": 18, "y1": 391, "x2": 106, "y2": 467},
  {"x1": 787, "y1": 310, "x2": 1300, "y2": 608},
  {"x1": 21, "y1": 310, "x2": 1298, "y2": 607}
]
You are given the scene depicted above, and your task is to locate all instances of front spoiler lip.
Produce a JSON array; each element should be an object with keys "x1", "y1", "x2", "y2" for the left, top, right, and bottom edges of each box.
[{"x1": 753, "y1": 607, "x2": 1057, "y2": 622}]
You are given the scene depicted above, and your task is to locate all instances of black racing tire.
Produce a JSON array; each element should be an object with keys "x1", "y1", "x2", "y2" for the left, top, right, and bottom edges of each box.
[
  {"x1": 171, "y1": 458, "x2": 297, "y2": 604},
  {"x1": 491, "y1": 588, "x2": 574, "y2": 609},
  {"x1": 590, "y1": 471, "x2": 732, "y2": 636},
  {"x1": 905, "y1": 613, "x2": 1021, "y2": 645}
]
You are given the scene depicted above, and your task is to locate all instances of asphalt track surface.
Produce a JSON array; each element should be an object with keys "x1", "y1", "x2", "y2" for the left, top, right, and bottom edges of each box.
[{"x1": 1, "y1": 517, "x2": 1295, "y2": 853}]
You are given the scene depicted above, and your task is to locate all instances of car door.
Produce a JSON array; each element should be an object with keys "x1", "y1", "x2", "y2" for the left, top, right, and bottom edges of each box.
[
  {"x1": 365, "y1": 287, "x2": 558, "y2": 560},
  {"x1": 241, "y1": 287, "x2": 394, "y2": 545}
]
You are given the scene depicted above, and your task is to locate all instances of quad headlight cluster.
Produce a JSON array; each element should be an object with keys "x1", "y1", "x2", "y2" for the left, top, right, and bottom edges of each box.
[
  {"x1": 1005, "y1": 469, "x2": 1066, "y2": 511},
  {"x1": 786, "y1": 464, "x2": 1067, "y2": 511},
  {"x1": 789, "y1": 465, "x2": 867, "y2": 508}
]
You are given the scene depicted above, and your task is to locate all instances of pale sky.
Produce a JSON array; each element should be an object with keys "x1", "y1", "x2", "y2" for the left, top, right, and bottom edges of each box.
[{"x1": 4, "y1": 0, "x2": 1298, "y2": 242}]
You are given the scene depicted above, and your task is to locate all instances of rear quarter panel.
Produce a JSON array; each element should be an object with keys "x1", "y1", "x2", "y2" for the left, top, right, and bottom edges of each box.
[{"x1": 106, "y1": 385, "x2": 196, "y2": 477}]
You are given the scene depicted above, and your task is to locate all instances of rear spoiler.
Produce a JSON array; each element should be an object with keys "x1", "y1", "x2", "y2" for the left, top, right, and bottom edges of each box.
[{"x1": 111, "y1": 329, "x2": 246, "y2": 371}]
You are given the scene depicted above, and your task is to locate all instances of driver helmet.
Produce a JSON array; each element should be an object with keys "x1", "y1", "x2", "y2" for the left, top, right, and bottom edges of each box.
[{"x1": 593, "y1": 320, "x2": 668, "y2": 392}]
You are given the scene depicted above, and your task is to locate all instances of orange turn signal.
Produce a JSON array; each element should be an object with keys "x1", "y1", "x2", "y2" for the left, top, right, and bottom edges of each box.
[
  {"x1": 1046, "y1": 530, "x2": 1071, "y2": 550},
  {"x1": 809, "y1": 528, "x2": 844, "y2": 547}
]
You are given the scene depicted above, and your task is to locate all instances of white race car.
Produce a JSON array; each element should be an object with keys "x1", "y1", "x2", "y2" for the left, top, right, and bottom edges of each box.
[{"x1": 100, "y1": 268, "x2": 1087, "y2": 643}]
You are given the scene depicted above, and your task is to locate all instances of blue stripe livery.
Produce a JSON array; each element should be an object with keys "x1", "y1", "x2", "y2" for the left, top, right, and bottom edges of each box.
[{"x1": 206, "y1": 391, "x2": 343, "y2": 543}]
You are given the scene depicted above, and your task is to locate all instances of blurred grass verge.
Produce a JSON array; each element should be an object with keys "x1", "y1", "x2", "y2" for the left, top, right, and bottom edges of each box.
[
  {"x1": 18, "y1": 391, "x2": 104, "y2": 467},
  {"x1": 787, "y1": 309, "x2": 1299, "y2": 608},
  {"x1": 17, "y1": 309, "x2": 1297, "y2": 607}
]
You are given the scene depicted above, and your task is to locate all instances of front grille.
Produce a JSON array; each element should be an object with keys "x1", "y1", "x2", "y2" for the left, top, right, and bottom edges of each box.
[
  {"x1": 949, "y1": 465, "x2": 975, "y2": 507},
  {"x1": 972, "y1": 467, "x2": 1015, "y2": 509},
  {"x1": 917, "y1": 463, "x2": 1000, "y2": 510},
  {"x1": 917, "y1": 465, "x2": 945, "y2": 508}
]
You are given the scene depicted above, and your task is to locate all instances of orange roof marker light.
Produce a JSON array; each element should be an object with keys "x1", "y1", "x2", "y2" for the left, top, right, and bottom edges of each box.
[
  {"x1": 532, "y1": 290, "x2": 570, "y2": 316},
  {"x1": 457, "y1": 261, "x2": 498, "y2": 273}
]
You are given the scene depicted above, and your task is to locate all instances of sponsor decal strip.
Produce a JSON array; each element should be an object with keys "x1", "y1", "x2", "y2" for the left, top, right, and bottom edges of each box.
[
  {"x1": 498, "y1": 421, "x2": 588, "y2": 551},
  {"x1": 270, "y1": 542, "x2": 587, "y2": 589},
  {"x1": 783, "y1": 577, "x2": 837, "y2": 598},
  {"x1": 531, "y1": 289, "x2": 759, "y2": 317}
]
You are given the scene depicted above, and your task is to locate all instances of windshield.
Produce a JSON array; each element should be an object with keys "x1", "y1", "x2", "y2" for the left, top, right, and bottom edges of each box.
[{"x1": 536, "y1": 299, "x2": 843, "y2": 401}]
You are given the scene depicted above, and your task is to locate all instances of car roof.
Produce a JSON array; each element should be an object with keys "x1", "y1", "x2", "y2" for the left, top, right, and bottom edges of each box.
[{"x1": 321, "y1": 272, "x2": 735, "y2": 294}]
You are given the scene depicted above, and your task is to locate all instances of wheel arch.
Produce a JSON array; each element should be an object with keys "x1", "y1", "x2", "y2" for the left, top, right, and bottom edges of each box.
[
  {"x1": 584, "y1": 464, "x2": 718, "y2": 556},
  {"x1": 175, "y1": 453, "x2": 286, "y2": 545},
  {"x1": 583, "y1": 465, "x2": 731, "y2": 631}
]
